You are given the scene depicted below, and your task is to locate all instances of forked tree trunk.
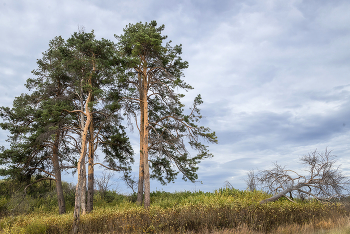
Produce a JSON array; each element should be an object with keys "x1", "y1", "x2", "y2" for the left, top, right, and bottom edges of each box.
[
  {"x1": 87, "y1": 118, "x2": 94, "y2": 213},
  {"x1": 73, "y1": 91, "x2": 92, "y2": 234},
  {"x1": 52, "y1": 132, "x2": 66, "y2": 214}
]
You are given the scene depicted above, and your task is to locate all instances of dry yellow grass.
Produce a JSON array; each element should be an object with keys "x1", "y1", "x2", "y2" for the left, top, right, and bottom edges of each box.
[
  {"x1": 197, "y1": 216, "x2": 350, "y2": 234},
  {"x1": 151, "y1": 215, "x2": 350, "y2": 234},
  {"x1": 91, "y1": 216, "x2": 350, "y2": 234},
  {"x1": 1, "y1": 188, "x2": 350, "y2": 233}
]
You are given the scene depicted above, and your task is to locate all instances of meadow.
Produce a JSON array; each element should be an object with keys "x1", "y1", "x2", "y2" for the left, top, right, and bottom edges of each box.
[{"x1": 0, "y1": 179, "x2": 349, "y2": 234}]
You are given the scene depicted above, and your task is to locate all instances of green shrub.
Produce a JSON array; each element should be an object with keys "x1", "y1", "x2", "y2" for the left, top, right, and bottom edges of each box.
[{"x1": 26, "y1": 222, "x2": 47, "y2": 234}]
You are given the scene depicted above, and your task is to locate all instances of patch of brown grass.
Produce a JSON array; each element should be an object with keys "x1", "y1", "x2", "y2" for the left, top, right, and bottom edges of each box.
[{"x1": 191, "y1": 216, "x2": 350, "y2": 234}]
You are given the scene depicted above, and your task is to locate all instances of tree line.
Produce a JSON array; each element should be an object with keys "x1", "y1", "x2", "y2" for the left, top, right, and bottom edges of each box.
[{"x1": 0, "y1": 21, "x2": 217, "y2": 232}]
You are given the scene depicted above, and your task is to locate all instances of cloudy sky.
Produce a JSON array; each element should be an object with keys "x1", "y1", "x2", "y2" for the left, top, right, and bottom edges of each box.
[{"x1": 1, "y1": 0, "x2": 350, "y2": 195}]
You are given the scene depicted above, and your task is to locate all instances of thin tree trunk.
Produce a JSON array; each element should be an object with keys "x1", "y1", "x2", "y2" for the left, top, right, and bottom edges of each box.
[
  {"x1": 87, "y1": 117, "x2": 94, "y2": 213},
  {"x1": 81, "y1": 155, "x2": 86, "y2": 215},
  {"x1": 137, "y1": 83, "x2": 144, "y2": 206},
  {"x1": 51, "y1": 78, "x2": 66, "y2": 214},
  {"x1": 52, "y1": 132, "x2": 66, "y2": 214},
  {"x1": 136, "y1": 130, "x2": 144, "y2": 205},
  {"x1": 142, "y1": 67, "x2": 151, "y2": 208},
  {"x1": 79, "y1": 77, "x2": 87, "y2": 215}
]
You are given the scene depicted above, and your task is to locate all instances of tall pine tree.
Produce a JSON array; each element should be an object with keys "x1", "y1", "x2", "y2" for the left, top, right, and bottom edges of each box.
[
  {"x1": 0, "y1": 36, "x2": 76, "y2": 214},
  {"x1": 116, "y1": 21, "x2": 217, "y2": 208},
  {"x1": 61, "y1": 30, "x2": 134, "y2": 233}
]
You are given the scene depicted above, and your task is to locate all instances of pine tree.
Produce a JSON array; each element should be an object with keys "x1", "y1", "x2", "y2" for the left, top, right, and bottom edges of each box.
[
  {"x1": 61, "y1": 30, "x2": 134, "y2": 233},
  {"x1": 115, "y1": 21, "x2": 217, "y2": 208},
  {"x1": 0, "y1": 36, "x2": 75, "y2": 214},
  {"x1": 0, "y1": 31, "x2": 134, "y2": 221}
]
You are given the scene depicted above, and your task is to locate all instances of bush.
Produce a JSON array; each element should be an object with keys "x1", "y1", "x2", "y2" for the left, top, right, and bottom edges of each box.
[{"x1": 0, "y1": 178, "x2": 74, "y2": 215}]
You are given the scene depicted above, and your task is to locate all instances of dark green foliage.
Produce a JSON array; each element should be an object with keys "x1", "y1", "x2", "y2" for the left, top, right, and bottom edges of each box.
[
  {"x1": 94, "y1": 114, "x2": 134, "y2": 177},
  {"x1": 0, "y1": 36, "x2": 77, "y2": 182},
  {"x1": 62, "y1": 29, "x2": 134, "y2": 174},
  {"x1": 63, "y1": 30, "x2": 121, "y2": 102},
  {"x1": 0, "y1": 30, "x2": 135, "y2": 205}
]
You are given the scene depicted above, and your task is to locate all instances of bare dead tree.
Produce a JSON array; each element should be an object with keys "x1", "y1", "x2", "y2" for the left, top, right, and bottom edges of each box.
[
  {"x1": 224, "y1": 180, "x2": 234, "y2": 189},
  {"x1": 257, "y1": 148, "x2": 350, "y2": 204},
  {"x1": 95, "y1": 171, "x2": 116, "y2": 199},
  {"x1": 245, "y1": 170, "x2": 257, "y2": 192}
]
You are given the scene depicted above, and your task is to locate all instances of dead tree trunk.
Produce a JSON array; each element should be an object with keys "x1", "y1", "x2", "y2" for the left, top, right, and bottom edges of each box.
[
  {"x1": 256, "y1": 149, "x2": 349, "y2": 205},
  {"x1": 259, "y1": 183, "x2": 304, "y2": 204}
]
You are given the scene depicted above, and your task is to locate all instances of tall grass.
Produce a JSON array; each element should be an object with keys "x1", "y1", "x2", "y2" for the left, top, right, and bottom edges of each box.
[{"x1": 1, "y1": 187, "x2": 349, "y2": 233}]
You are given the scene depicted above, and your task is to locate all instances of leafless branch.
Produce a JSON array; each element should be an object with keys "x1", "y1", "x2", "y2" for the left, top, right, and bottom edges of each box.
[{"x1": 256, "y1": 148, "x2": 350, "y2": 204}]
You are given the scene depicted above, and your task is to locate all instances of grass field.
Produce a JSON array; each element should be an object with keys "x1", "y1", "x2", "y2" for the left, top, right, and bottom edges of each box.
[{"x1": 1, "y1": 184, "x2": 350, "y2": 233}]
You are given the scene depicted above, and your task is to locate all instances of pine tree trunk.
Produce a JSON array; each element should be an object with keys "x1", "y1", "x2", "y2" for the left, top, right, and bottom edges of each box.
[
  {"x1": 73, "y1": 92, "x2": 92, "y2": 234},
  {"x1": 136, "y1": 136, "x2": 144, "y2": 205},
  {"x1": 137, "y1": 86, "x2": 144, "y2": 206},
  {"x1": 78, "y1": 79, "x2": 87, "y2": 216},
  {"x1": 81, "y1": 155, "x2": 86, "y2": 215},
  {"x1": 52, "y1": 132, "x2": 66, "y2": 214},
  {"x1": 142, "y1": 68, "x2": 151, "y2": 208},
  {"x1": 87, "y1": 119, "x2": 94, "y2": 213}
]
